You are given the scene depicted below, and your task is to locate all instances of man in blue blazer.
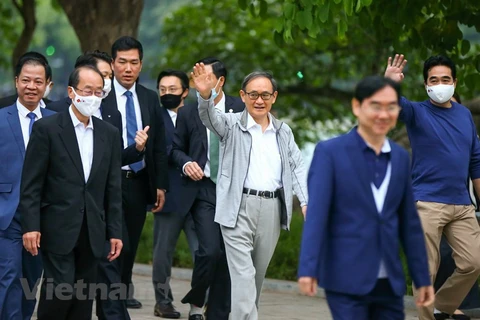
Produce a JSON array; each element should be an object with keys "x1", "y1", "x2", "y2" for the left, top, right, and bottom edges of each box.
[
  {"x1": 298, "y1": 76, "x2": 434, "y2": 319},
  {"x1": 0, "y1": 54, "x2": 55, "y2": 319}
]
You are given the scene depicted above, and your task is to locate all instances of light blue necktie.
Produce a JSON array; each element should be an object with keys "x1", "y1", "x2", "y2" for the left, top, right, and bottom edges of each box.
[
  {"x1": 124, "y1": 91, "x2": 143, "y2": 172},
  {"x1": 27, "y1": 112, "x2": 36, "y2": 136}
]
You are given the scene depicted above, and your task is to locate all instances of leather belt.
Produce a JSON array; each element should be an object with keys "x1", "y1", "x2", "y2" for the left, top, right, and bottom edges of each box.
[
  {"x1": 243, "y1": 188, "x2": 279, "y2": 199},
  {"x1": 122, "y1": 169, "x2": 145, "y2": 179}
]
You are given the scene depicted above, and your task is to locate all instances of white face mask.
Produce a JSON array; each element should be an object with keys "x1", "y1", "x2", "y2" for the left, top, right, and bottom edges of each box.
[
  {"x1": 426, "y1": 84, "x2": 455, "y2": 104},
  {"x1": 103, "y1": 78, "x2": 112, "y2": 96},
  {"x1": 43, "y1": 82, "x2": 52, "y2": 98},
  {"x1": 71, "y1": 88, "x2": 102, "y2": 117}
]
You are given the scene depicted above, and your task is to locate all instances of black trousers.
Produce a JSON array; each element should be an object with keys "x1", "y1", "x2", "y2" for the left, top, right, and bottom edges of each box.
[
  {"x1": 37, "y1": 217, "x2": 99, "y2": 320},
  {"x1": 120, "y1": 170, "x2": 149, "y2": 297},
  {"x1": 181, "y1": 178, "x2": 231, "y2": 320}
]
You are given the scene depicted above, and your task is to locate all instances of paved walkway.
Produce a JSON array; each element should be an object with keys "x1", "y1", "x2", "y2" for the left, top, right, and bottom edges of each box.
[{"x1": 126, "y1": 265, "x2": 423, "y2": 320}]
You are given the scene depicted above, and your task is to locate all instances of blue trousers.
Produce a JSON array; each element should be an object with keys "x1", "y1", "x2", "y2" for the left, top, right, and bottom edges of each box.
[
  {"x1": 326, "y1": 279, "x2": 404, "y2": 320},
  {"x1": 0, "y1": 218, "x2": 42, "y2": 320}
]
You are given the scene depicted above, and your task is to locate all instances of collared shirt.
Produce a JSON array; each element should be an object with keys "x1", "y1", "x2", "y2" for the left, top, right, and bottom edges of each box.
[
  {"x1": 355, "y1": 128, "x2": 392, "y2": 278},
  {"x1": 114, "y1": 78, "x2": 145, "y2": 171},
  {"x1": 69, "y1": 106, "x2": 94, "y2": 183},
  {"x1": 167, "y1": 108, "x2": 177, "y2": 127},
  {"x1": 16, "y1": 99, "x2": 43, "y2": 149},
  {"x1": 204, "y1": 93, "x2": 225, "y2": 178},
  {"x1": 244, "y1": 113, "x2": 282, "y2": 191},
  {"x1": 39, "y1": 99, "x2": 46, "y2": 108}
]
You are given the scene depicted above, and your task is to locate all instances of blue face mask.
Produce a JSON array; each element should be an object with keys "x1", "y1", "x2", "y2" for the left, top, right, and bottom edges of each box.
[{"x1": 211, "y1": 78, "x2": 221, "y2": 99}]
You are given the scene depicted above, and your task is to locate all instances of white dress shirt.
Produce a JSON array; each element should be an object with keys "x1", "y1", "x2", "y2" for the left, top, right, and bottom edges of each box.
[
  {"x1": 368, "y1": 139, "x2": 392, "y2": 279},
  {"x1": 69, "y1": 107, "x2": 94, "y2": 183},
  {"x1": 16, "y1": 99, "x2": 43, "y2": 149},
  {"x1": 114, "y1": 78, "x2": 145, "y2": 171},
  {"x1": 243, "y1": 113, "x2": 282, "y2": 191},
  {"x1": 167, "y1": 109, "x2": 177, "y2": 126}
]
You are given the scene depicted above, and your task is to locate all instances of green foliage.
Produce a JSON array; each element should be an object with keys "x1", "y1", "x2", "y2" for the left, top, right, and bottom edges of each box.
[
  {"x1": 158, "y1": 0, "x2": 480, "y2": 145},
  {"x1": 0, "y1": 1, "x2": 22, "y2": 69}
]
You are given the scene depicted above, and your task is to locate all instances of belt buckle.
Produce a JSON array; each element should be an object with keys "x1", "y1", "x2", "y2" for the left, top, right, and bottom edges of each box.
[
  {"x1": 258, "y1": 191, "x2": 265, "y2": 198},
  {"x1": 126, "y1": 171, "x2": 134, "y2": 179}
]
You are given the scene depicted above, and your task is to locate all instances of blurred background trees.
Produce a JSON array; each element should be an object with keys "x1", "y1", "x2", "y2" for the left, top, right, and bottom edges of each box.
[{"x1": 1, "y1": 0, "x2": 480, "y2": 145}]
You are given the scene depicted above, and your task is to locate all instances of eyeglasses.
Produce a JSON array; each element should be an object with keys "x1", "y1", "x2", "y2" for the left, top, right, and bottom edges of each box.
[
  {"x1": 73, "y1": 87, "x2": 108, "y2": 99},
  {"x1": 366, "y1": 104, "x2": 401, "y2": 114},
  {"x1": 245, "y1": 91, "x2": 274, "y2": 101},
  {"x1": 159, "y1": 87, "x2": 182, "y2": 95}
]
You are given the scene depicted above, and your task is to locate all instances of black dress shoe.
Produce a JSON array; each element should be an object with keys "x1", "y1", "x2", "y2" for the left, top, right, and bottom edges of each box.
[
  {"x1": 154, "y1": 303, "x2": 181, "y2": 319},
  {"x1": 452, "y1": 314, "x2": 471, "y2": 320},
  {"x1": 126, "y1": 298, "x2": 143, "y2": 309},
  {"x1": 188, "y1": 314, "x2": 204, "y2": 320},
  {"x1": 434, "y1": 313, "x2": 450, "y2": 320}
]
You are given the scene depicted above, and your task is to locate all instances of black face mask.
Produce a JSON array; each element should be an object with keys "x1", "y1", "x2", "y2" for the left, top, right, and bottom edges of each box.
[{"x1": 161, "y1": 93, "x2": 183, "y2": 109}]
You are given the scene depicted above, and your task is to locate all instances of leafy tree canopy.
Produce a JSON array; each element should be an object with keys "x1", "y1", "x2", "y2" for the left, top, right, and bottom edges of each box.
[{"x1": 157, "y1": 0, "x2": 480, "y2": 144}]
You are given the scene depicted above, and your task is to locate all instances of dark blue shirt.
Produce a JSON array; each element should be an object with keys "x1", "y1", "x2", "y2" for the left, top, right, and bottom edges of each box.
[
  {"x1": 354, "y1": 129, "x2": 390, "y2": 188},
  {"x1": 399, "y1": 98, "x2": 480, "y2": 205}
]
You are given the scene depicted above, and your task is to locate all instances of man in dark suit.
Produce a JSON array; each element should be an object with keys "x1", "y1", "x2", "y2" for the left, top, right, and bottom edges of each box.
[
  {"x1": 98, "y1": 36, "x2": 168, "y2": 312},
  {"x1": 298, "y1": 76, "x2": 434, "y2": 319},
  {"x1": 171, "y1": 57, "x2": 244, "y2": 320},
  {"x1": 153, "y1": 69, "x2": 198, "y2": 319},
  {"x1": 20, "y1": 65, "x2": 123, "y2": 319},
  {"x1": 0, "y1": 54, "x2": 55, "y2": 320},
  {"x1": 0, "y1": 52, "x2": 53, "y2": 109}
]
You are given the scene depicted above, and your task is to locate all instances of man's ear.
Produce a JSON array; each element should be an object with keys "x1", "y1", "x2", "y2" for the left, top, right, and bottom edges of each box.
[
  {"x1": 351, "y1": 98, "x2": 361, "y2": 117},
  {"x1": 240, "y1": 90, "x2": 246, "y2": 103},
  {"x1": 182, "y1": 88, "x2": 189, "y2": 99}
]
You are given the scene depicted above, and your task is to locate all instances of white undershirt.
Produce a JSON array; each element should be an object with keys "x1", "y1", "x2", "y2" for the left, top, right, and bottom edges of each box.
[
  {"x1": 16, "y1": 99, "x2": 43, "y2": 149},
  {"x1": 243, "y1": 113, "x2": 282, "y2": 191},
  {"x1": 114, "y1": 78, "x2": 145, "y2": 171},
  {"x1": 368, "y1": 139, "x2": 392, "y2": 279},
  {"x1": 69, "y1": 106, "x2": 94, "y2": 183}
]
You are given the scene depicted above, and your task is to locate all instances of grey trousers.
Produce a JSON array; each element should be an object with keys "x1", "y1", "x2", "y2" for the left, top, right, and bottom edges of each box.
[
  {"x1": 221, "y1": 194, "x2": 281, "y2": 320},
  {"x1": 152, "y1": 211, "x2": 198, "y2": 305}
]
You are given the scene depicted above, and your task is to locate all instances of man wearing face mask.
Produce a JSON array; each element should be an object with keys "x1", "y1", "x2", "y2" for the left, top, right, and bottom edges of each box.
[
  {"x1": 0, "y1": 51, "x2": 53, "y2": 109},
  {"x1": 171, "y1": 57, "x2": 244, "y2": 320},
  {"x1": 385, "y1": 54, "x2": 480, "y2": 320},
  {"x1": 20, "y1": 65, "x2": 123, "y2": 319},
  {"x1": 151, "y1": 69, "x2": 199, "y2": 319}
]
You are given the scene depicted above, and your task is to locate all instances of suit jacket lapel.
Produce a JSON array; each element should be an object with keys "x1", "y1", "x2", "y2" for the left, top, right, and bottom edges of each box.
[
  {"x1": 383, "y1": 143, "x2": 399, "y2": 209},
  {"x1": 58, "y1": 112, "x2": 85, "y2": 182},
  {"x1": 6, "y1": 106, "x2": 26, "y2": 158},
  {"x1": 87, "y1": 118, "x2": 105, "y2": 184},
  {"x1": 345, "y1": 130, "x2": 377, "y2": 215},
  {"x1": 136, "y1": 85, "x2": 150, "y2": 129},
  {"x1": 194, "y1": 111, "x2": 208, "y2": 153}
]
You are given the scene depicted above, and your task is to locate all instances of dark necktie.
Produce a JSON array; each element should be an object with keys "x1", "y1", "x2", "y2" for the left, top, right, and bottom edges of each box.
[
  {"x1": 124, "y1": 91, "x2": 143, "y2": 172},
  {"x1": 209, "y1": 130, "x2": 219, "y2": 183},
  {"x1": 27, "y1": 112, "x2": 36, "y2": 136}
]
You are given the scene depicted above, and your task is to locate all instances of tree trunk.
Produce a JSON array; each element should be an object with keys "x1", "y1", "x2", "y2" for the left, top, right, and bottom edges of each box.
[
  {"x1": 57, "y1": 0, "x2": 144, "y2": 54},
  {"x1": 11, "y1": 0, "x2": 37, "y2": 73}
]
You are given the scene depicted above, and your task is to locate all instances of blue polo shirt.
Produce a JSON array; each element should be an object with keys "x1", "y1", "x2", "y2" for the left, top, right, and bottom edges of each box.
[
  {"x1": 399, "y1": 98, "x2": 480, "y2": 205},
  {"x1": 354, "y1": 129, "x2": 390, "y2": 188}
]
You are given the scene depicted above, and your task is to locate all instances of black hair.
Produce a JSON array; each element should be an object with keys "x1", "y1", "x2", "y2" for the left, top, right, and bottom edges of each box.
[
  {"x1": 156, "y1": 69, "x2": 189, "y2": 90},
  {"x1": 195, "y1": 57, "x2": 227, "y2": 82},
  {"x1": 68, "y1": 65, "x2": 105, "y2": 88},
  {"x1": 241, "y1": 71, "x2": 278, "y2": 92},
  {"x1": 111, "y1": 36, "x2": 143, "y2": 61},
  {"x1": 75, "y1": 50, "x2": 112, "y2": 68},
  {"x1": 15, "y1": 56, "x2": 50, "y2": 81},
  {"x1": 354, "y1": 76, "x2": 401, "y2": 103},
  {"x1": 423, "y1": 55, "x2": 456, "y2": 82}
]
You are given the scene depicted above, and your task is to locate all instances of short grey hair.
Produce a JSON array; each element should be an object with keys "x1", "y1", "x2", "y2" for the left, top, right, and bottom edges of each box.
[{"x1": 241, "y1": 71, "x2": 278, "y2": 92}]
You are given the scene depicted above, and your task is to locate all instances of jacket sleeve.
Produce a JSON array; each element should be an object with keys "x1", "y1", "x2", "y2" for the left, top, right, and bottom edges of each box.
[
  {"x1": 197, "y1": 95, "x2": 233, "y2": 140},
  {"x1": 399, "y1": 152, "x2": 431, "y2": 288},
  {"x1": 105, "y1": 128, "x2": 122, "y2": 240},
  {"x1": 152, "y1": 94, "x2": 169, "y2": 191},
  {"x1": 298, "y1": 142, "x2": 332, "y2": 278},
  {"x1": 285, "y1": 126, "x2": 308, "y2": 206},
  {"x1": 171, "y1": 106, "x2": 193, "y2": 171},
  {"x1": 19, "y1": 121, "x2": 50, "y2": 233}
]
